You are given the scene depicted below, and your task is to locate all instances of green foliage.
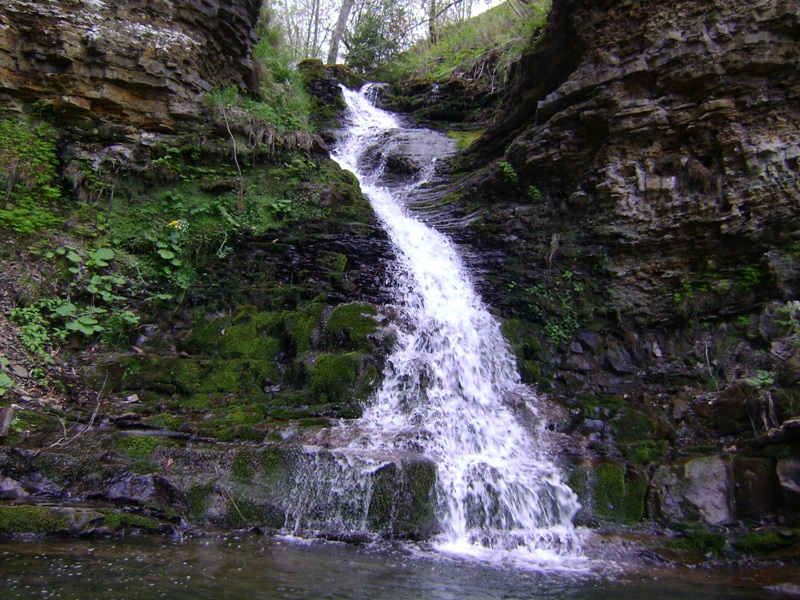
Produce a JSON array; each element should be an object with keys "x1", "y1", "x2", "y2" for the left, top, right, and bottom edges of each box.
[
  {"x1": 0, "y1": 378, "x2": 12, "y2": 397},
  {"x1": 347, "y1": 1, "x2": 408, "y2": 75},
  {"x1": 665, "y1": 530, "x2": 726, "y2": 556},
  {"x1": 736, "y1": 265, "x2": 762, "y2": 291},
  {"x1": 734, "y1": 531, "x2": 795, "y2": 555},
  {"x1": 744, "y1": 370, "x2": 774, "y2": 389},
  {"x1": 0, "y1": 111, "x2": 63, "y2": 234},
  {"x1": 518, "y1": 270, "x2": 586, "y2": 345},
  {"x1": 527, "y1": 185, "x2": 543, "y2": 202},
  {"x1": 208, "y1": 8, "x2": 311, "y2": 134},
  {"x1": 382, "y1": 0, "x2": 551, "y2": 83},
  {"x1": 9, "y1": 244, "x2": 139, "y2": 359},
  {"x1": 498, "y1": 161, "x2": 518, "y2": 183}
]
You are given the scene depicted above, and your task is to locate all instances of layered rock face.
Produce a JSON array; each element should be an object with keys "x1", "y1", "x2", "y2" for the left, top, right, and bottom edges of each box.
[
  {"x1": 440, "y1": 0, "x2": 800, "y2": 527},
  {"x1": 0, "y1": 0, "x2": 261, "y2": 135},
  {"x1": 475, "y1": 0, "x2": 799, "y2": 326}
]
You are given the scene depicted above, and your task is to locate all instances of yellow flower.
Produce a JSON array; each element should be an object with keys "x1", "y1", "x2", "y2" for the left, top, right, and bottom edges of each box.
[{"x1": 167, "y1": 220, "x2": 187, "y2": 230}]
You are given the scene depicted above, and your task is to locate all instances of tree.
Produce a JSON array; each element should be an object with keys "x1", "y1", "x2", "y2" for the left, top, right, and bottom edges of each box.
[{"x1": 327, "y1": 0, "x2": 355, "y2": 64}]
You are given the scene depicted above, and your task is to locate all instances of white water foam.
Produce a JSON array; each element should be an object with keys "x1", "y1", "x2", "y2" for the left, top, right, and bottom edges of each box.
[{"x1": 330, "y1": 85, "x2": 583, "y2": 564}]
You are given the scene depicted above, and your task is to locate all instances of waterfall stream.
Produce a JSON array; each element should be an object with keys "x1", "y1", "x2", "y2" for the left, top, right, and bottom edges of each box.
[{"x1": 326, "y1": 86, "x2": 582, "y2": 562}]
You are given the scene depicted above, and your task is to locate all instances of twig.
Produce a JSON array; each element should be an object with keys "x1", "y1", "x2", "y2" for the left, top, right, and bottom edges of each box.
[
  {"x1": 34, "y1": 374, "x2": 106, "y2": 455},
  {"x1": 220, "y1": 106, "x2": 245, "y2": 215}
]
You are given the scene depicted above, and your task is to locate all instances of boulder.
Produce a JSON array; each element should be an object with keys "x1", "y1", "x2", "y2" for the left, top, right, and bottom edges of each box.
[{"x1": 650, "y1": 455, "x2": 733, "y2": 525}]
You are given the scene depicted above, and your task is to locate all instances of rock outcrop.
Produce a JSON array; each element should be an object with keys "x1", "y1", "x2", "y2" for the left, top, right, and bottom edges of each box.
[
  {"x1": 414, "y1": 0, "x2": 800, "y2": 529},
  {"x1": 0, "y1": 0, "x2": 262, "y2": 135}
]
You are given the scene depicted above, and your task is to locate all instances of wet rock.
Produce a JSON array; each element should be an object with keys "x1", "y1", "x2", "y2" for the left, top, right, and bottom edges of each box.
[
  {"x1": 568, "y1": 460, "x2": 648, "y2": 525},
  {"x1": 733, "y1": 457, "x2": 779, "y2": 521},
  {"x1": 776, "y1": 456, "x2": 800, "y2": 510},
  {"x1": 0, "y1": 476, "x2": 28, "y2": 500},
  {"x1": 104, "y1": 474, "x2": 177, "y2": 505},
  {"x1": 650, "y1": 455, "x2": 733, "y2": 525}
]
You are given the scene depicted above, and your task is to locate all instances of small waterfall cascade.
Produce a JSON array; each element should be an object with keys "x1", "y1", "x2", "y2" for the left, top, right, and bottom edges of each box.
[{"x1": 328, "y1": 85, "x2": 582, "y2": 561}]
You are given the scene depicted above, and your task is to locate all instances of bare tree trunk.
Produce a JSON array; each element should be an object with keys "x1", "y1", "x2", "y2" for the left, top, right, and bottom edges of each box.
[
  {"x1": 428, "y1": 0, "x2": 438, "y2": 42},
  {"x1": 327, "y1": 0, "x2": 355, "y2": 64},
  {"x1": 311, "y1": 0, "x2": 321, "y2": 58}
]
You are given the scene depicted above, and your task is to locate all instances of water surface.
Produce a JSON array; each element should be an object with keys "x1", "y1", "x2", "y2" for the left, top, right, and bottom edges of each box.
[{"x1": 1, "y1": 535, "x2": 785, "y2": 599}]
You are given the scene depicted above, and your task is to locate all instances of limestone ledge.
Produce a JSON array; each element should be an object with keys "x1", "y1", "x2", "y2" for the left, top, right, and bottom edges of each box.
[{"x1": 0, "y1": 0, "x2": 261, "y2": 134}]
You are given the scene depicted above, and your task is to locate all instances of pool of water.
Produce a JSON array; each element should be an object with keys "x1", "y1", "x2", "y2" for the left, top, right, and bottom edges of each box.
[{"x1": 2, "y1": 534, "x2": 793, "y2": 599}]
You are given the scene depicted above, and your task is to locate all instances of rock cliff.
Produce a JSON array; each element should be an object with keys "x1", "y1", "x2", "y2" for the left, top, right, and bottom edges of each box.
[
  {"x1": 0, "y1": 0, "x2": 261, "y2": 135},
  {"x1": 416, "y1": 0, "x2": 800, "y2": 529}
]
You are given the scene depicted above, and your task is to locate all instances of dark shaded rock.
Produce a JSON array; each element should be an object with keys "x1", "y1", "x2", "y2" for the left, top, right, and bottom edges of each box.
[
  {"x1": 104, "y1": 474, "x2": 177, "y2": 505},
  {"x1": 733, "y1": 457, "x2": 779, "y2": 521},
  {"x1": 777, "y1": 456, "x2": 800, "y2": 511}
]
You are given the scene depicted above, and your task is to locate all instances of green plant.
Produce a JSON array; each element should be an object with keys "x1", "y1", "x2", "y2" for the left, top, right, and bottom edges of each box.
[
  {"x1": 0, "y1": 111, "x2": 63, "y2": 234},
  {"x1": 527, "y1": 185, "x2": 543, "y2": 202},
  {"x1": 744, "y1": 370, "x2": 774, "y2": 389},
  {"x1": 498, "y1": 161, "x2": 518, "y2": 183},
  {"x1": 0, "y1": 367, "x2": 13, "y2": 397}
]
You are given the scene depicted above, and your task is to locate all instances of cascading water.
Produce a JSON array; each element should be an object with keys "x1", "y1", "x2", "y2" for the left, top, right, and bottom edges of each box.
[{"x1": 328, "y1": 85, "x2": 583, "y2": 563}]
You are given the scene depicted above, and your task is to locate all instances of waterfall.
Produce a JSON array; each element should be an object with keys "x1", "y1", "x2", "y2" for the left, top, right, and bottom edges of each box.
[{"x1": 330, "y1": 85, "x2": 582, "y2": 562}]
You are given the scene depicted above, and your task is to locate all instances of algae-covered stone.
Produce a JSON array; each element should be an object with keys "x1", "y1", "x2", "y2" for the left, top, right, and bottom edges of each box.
[
  {"x1": 0, "y1": 505, "x2": 106, "y2": 535},
  {"x1": 323, "y1": 303, "x2": 378, "y2": 351},
  {"x1": 568, "y1": 460, "x2": 647, "y2": 525},
  {"x1": 368, "y1": 457, "x2": 437, "y2": 540},
  {"x1": 310, "y1": 352, "x2": 360, "y2": 403}
]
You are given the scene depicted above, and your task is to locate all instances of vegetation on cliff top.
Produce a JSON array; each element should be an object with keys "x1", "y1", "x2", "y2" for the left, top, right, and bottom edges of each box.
[{"x1": 376, "y1": 0, "x2": 551, "y2": 82}]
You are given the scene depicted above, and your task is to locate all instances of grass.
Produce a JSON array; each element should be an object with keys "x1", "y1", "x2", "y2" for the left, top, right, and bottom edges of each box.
[{"x1": 378, "y1": 0, "x2": 551, "y2": 83}]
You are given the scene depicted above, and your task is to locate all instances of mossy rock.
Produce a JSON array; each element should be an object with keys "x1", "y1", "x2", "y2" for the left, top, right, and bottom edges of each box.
[
  {"x1": 665, "y1": 529, "x2": 727, "y2": 557},
  {"x1": 569, "y1": 461, "x2": 648, "y2": 525},
  {"x1": 610, "y1": 406, "x2": 673, "y2": 444},
  {"x1": 281, "y1": 303, "x2": 325, "y2": 356},
  {"x1": 368, "y1": 458, "x2": 437, "y2": 540},
  {"x1": 225, "y1": 498, "x2": 285, "y2": 530},
  {"x1": 0, "y1": 505, "x2": 69, "y2": 534},
  {"x1": 186, "y1": 484, "x2": 214, "y2": 520},
  {"x1": 310, "y1": 352, "x2": 361, "y2": 403},
  {"x1": 734, "y1": 530, "x2": 797, "y2": 555},
  {"x1": 101, "y1": 510, "x2": 164, "y2": 533},
  {"x1": 622, "y1": 440, "x2": 670, "y2": 466},
  {"x1": 323, "y1": 303, "x2": 378, "y2": 351}
]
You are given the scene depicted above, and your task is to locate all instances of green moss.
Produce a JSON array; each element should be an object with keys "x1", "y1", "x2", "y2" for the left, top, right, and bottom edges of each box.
[
  {"x1": 310, "y1": 352, "x2": 360, "y2": 403},
  {"x1": 734, "y1": 531, "x2": 795, "y2": 555},
  {"x1": 0, "y1": 506, "x2": 69, "y2": 534},
  {"x1": 610, "y1": 408, "x2": 658, "y2": 444},
  {"x1": 221, "y1": 325, "x2": 281, "y2": 359},
  {"x1": 571, "y1": 462, "x2": 646, "y2": 524},
  {"x1": 144, "y1": 413, "x2": 186, "y2": 429},
  {"x1": 225, "y1": 499, "x2": 284, "y2": 530},
  {"x1": 233, "y1": 451, "x2": 256, "y2": 483},
  {"x1": 665, "y1": 530, "x2": 726, "y2": 556},
  {"x1": 285, "y1": 303, "x2": 324, "y2": 355},
  {"x1": 594, "y1": 463, "x2": 625, "y2": 521},
  {"x1": 323, "y1": 303, "x2": 378, "y2": 351},
  {"x1": 623, "y1": 440, "x2": 670, "y2": 465},
  {"x1": 186, "y1": 485, "x2": 213, "y2": 520},
  {"x1": 101, "y1": 510, "x2": 162, "y2": 532},
  {"x1": 114, "y1": 434, "x2": 159, "y2": 460}
]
